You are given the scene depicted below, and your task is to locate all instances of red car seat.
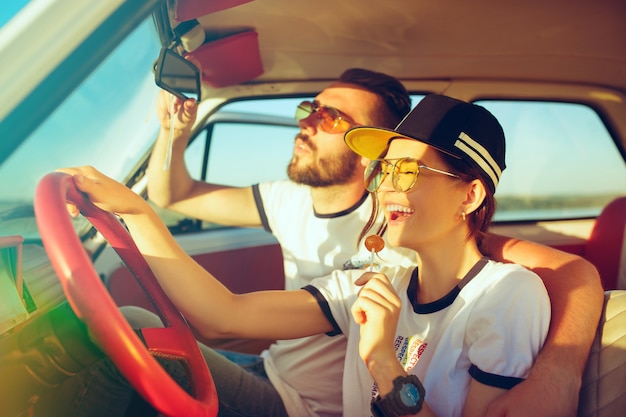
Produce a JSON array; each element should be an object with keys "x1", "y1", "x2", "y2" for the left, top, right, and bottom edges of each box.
[{"x1": 584, "y1": 197, "x2": 626, "y2": 290}]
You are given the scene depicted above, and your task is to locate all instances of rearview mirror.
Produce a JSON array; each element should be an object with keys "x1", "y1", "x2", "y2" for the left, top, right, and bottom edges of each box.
[{"x1": 154, "y1": 47, "x2": 201, "y2": 101}]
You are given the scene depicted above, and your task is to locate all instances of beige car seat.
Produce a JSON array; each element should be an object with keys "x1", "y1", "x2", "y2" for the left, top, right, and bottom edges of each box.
[{"x1": 578, "y1": 290, "x2": 626, "y2": 416}]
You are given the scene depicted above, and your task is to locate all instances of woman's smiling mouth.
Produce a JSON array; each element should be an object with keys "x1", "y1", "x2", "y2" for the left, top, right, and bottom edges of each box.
[{"x1": 386, "y1": 204, "x2": 414, "y2": 221}]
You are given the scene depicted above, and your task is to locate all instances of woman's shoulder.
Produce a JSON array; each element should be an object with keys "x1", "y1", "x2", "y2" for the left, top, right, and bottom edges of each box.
[
  {"x1": 467, "y1": 259, "x2": 548, "y2": 298},
  {"x1": 482, "y1": 258, "x2": 539, "y2": 279},
  {"x1": 464, "y1": 259, "x2": 550, "y2": 311}
]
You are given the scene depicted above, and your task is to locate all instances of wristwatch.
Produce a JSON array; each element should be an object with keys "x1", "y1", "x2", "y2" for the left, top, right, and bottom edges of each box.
[{"x1": 371, "y1": 374, "x2": 425, "y2": 417}]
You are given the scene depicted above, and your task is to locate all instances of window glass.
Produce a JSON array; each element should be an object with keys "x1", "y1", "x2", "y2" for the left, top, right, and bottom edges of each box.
[
  {"x1": 223, "y1": 98, "x2": 305, "y2": 118},
  {"x1": 0, "y1": 18, "x2": 161, "y2": 240},
  {"x1": 477, "y1": 100, "x2": 626, "y2": 221},
  {"x1": 0, "y1": 0, "x2": 31, "y2": 26},
  {"x1": 188, "y1": 98, "x2": 304, "y2": 186},
  {"x1": 203, "y1": 123, "x2": 294, "y2": 186}
]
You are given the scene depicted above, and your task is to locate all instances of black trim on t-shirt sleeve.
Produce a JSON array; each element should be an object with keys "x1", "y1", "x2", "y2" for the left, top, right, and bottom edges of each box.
[
  {"x1": 302, "y1": 285, "x2": 342, "y2": 336},
  {"x1": 468, "y1": 364, "x2": 524, "y2": 389},
  {"x1": 252, "y1": 184, "x2": 272, "y2": 233}
]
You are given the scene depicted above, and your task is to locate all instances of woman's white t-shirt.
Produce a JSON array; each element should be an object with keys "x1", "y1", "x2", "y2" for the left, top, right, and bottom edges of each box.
[{"x1": 306, "y1": 259, "x2": 550, "y2": 417}]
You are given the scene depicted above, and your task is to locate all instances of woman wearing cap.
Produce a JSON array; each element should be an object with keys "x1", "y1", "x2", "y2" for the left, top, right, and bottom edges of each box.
[{"x1": 58, "y1": 94, "x2": 549, "y2": 417}]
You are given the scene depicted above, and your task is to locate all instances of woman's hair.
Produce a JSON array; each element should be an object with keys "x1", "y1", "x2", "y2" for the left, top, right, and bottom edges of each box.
[
  {"x1": 358, "y1": 194, "x2": 386, "y2": 245},
  {"x1": 358, "y1": 149, "x2": 497, "y2": 244},
  {"x1": 440, "y1": 152, "x2": 497, "y2": 237}
]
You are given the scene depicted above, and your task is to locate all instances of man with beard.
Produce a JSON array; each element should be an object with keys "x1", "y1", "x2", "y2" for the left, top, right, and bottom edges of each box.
[
  {"x1": 144, "y1": 69, "x2": 602, "y2": 417},
  {"x1": 146, "y1": 69, "x2": 418, "y2": 417}
]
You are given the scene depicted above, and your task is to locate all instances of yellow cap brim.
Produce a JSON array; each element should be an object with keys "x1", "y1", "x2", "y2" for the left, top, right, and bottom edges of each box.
[{"x1": 344, "y1": 126, "x2": 408, "y2": 159}]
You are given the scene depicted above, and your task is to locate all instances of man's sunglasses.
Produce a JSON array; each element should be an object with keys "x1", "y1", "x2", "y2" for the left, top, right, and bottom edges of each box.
[
  {"x1": 365, "y1": 158, "x2": 460, "y2": 193},
  {"x1": 295, "y1": 100, "x2": 355, "y2": 134}
]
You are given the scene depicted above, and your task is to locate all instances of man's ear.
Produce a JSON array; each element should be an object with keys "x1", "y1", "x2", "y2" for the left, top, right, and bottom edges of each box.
[
  {"x1": 462, "y1": 179, "x2": 487, "y2": 215},
  {"x1": 359, "y1": 156, "x2": 370, "y2": 167}
]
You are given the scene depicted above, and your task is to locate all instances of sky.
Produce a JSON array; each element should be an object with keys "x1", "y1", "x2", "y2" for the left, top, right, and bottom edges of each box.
[{"x1": 0, "y1": 0, "x2": 29, "y2": 27}]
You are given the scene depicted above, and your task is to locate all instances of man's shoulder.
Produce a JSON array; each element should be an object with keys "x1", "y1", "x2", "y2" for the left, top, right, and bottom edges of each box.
[{"x1": 256, "y1": 180, "x2": 313, "y2": 221}]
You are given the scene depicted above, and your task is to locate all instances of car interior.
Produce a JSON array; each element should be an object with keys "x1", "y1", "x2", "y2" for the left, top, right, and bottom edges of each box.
[{"x1": 1, "y1": 0, "x2": 625, "y2": 416}]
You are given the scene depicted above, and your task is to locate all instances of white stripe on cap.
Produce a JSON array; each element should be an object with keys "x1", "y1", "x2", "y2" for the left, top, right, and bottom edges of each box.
[{"x1": 454, "y1": 132, "x2": 502, "y2": 189}]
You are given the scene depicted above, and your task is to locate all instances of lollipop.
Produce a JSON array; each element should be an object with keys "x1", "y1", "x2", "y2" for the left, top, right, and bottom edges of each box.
[{"x1": 365, "y1": 235, "x2": 385, "y2": 271}]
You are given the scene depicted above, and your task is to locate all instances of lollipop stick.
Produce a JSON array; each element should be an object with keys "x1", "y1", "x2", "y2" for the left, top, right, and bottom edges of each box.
[{"x1": 365, "y1": 234, "x2": 384, "y2": 272}]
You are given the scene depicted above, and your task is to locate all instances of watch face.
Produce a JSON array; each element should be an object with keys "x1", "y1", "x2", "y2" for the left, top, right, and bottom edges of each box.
[{"x1": 400, "y1": 382, "x2": 420, "y2": 406}]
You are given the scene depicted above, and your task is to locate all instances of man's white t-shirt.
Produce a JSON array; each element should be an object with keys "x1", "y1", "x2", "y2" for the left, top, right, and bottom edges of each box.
[
  {"x1": 306, "y1": 259, "x2": 551, "y2": 417},
  {"x1": 254, "y1": 180, "x2": 415, "y2": 417}
]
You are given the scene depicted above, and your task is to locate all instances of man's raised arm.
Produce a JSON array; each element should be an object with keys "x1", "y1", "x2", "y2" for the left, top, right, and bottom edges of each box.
[{"x1": 147, "y1": 90, "x2": 262, "y2": 227}]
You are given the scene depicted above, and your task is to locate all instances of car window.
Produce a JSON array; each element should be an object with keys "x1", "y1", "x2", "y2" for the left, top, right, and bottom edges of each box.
[
  {"x1": 0, "y1": 0, "x2": 29, "y2": 26},
  {"x1": 203, "y1": 123, "x2": 294, "y2": 186},
  {"x1": 194, "y1": 98, "x2": 305, "y2": 187},
  {"x1": 477, "y1": 100, "x2": 626, "y2": 221},
  {"x1": 0, "y1": 17, "x2": 161, "y2": 240},
  {"x1": 159, "y1": 95, "x2": 626, "y2": 232}
]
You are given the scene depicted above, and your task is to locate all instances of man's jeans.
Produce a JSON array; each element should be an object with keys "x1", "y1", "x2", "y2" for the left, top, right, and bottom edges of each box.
[
  {"x1": 216, "y1": 349, "x2": 268, "y2": 377},
  {"x1": 36, "y1": 306, "x2": 289, "y2": 417}
]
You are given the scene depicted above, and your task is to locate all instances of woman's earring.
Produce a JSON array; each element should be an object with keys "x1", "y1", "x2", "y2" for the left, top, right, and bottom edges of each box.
[{"x1": 461, "y1": 211, "x2": 467, "y2": 221}]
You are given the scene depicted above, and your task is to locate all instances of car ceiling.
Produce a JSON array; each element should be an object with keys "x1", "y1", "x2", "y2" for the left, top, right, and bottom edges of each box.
[{"x1": 194, "y1": 0, "x2": 626, "y2": 93}]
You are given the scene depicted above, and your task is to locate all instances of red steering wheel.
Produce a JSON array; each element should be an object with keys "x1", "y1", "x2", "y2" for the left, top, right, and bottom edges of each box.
[{"x1": 34, "y1": 172, "x2": 218, "y2": 417}]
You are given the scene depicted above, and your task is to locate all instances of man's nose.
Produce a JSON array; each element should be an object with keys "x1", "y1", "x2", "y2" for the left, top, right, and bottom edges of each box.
[{"x1": 298, "y1": 113, "x2": 318, "y2": 132}]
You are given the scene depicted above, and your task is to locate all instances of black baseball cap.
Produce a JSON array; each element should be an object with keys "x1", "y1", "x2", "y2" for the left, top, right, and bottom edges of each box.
[{"x1": 344, "y1": 94, "x2": 506, "y2": 192}]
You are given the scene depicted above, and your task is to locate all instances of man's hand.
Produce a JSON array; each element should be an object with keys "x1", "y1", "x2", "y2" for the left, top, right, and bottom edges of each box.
[{"x1": 156, "y1": 90, "x2": 198, "y2": 133}]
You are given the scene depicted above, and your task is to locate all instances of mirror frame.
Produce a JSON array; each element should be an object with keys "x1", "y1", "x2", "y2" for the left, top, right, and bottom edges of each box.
[{"x1": 154, "y1": 47, "x2": 201, "y2": 101}]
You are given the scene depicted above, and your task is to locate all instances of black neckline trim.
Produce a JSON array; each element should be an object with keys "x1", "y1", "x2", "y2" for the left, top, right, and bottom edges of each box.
[
  {"x1": 407, "y1": 257, "x2": 489, "y2": 314},
  {"x1": 314, "y1": 192, "x2": 370, "y2": 219}
]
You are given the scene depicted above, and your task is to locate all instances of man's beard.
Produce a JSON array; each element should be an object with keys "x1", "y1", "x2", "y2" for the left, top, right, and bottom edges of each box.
[{"x1": 287, "y1": 139, "x2": 359, "y2": 187}]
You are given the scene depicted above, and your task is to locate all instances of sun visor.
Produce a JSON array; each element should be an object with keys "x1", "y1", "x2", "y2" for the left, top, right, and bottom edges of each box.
[
  {"x1": 185, "y1": 31, "x2": 263, "y2": 88},
  {"x1": 174, "y1": 0, "x2": 254, "y2": 21}
]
